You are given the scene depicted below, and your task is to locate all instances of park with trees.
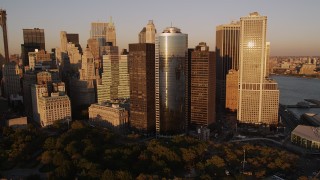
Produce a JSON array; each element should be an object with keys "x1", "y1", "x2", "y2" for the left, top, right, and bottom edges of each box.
[{"x1": 0, "y1": 120, "x2": 316, "y2": 179}]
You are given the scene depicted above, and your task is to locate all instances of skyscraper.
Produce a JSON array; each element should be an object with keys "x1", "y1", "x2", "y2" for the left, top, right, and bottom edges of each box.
[
  {"x1": 97, "y1": 46, "x2": 119, "y2": 103},
  {"x1": 139, "y1": 20, "x2": 156, "y2": 43},
  {"x1": 60, "y1": 31, "x2": 82, "y2": 53},
  {"x1": 155, "y1": 27, "x2": 188, "y2": 135},
  {"x1": 21, "y1": 28, "x2": 45, "y2": 66},
  {"x1": 106, "y1": 17, "x2": 116, "y2": 46},
  {"x1": 129, "y1": 43, "x2": 155, "y2": 132},
  {"x1": 237, "y1": 12, "x2": 279, "y2": 125},
  {"x1": 87, "y1": 38, "x2": 100, "y2": 60},
  {"x1": 0, "y1": 9, "x2": 9, "y2": 65},
  {"x1": 2, "y1": 61, "x2": 21, "y2": 98},
  {"x1": 190, "y1": 42, "x2": 216, "y2": 128},
  {"x1": 68, "y1": 47, "x2": 96, "y2": 119},
  {"x1": 90, "y1": 22, "x2": 108, "y2": 47},
  {"x1": 79, "y1": 47, "x2": 96, "y2": 80},
  {"x1": 118, "y1": 49, "x2": 129, "y2": 99},
  {"x1": 216, "y1": 21, "x2": 240, "y2": 108}
]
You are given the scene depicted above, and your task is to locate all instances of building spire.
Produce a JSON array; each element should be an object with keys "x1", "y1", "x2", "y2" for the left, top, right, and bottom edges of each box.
[{"x1": 109, "y1": 16, "x2": 113, "y2": 25}]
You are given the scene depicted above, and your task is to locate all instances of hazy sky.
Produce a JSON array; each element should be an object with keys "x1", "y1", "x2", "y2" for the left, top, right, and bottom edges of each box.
[{"x1": 2, "y1": 0, "x2": 320, "y2": 56}]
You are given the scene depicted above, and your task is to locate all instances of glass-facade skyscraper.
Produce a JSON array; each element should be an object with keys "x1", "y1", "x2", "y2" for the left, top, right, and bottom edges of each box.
[
  {"x1": 129, "y1": 43, "x2": 155, "y2": 132},
  {"x1": 216, "y1": 21, "x2": 240, "y2": 109},
  {"x1": 90, "y1": 22, "x2": 108, "y2": 47},
  {"x1": 21, "y1": 28, "x2": 45, "y2": 66},
  {"x1": 155, "y1": 27, "x2": 188, "y2": 135}
]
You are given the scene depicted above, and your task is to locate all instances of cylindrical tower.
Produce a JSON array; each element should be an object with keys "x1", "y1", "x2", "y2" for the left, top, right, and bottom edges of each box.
[{"x1": 155, "y1": 27, "x2": 188, "y2": 135}]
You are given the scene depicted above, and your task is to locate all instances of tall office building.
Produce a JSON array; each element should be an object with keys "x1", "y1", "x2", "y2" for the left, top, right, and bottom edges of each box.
[
  {"x1": 2, "y1": 61, "x2": 21, "y2": 98},
  {"x1": 155, "y1": 27, "x2": 188, "y2": 135},
  {"x1": 190, "y1": 42, "x2": 215, "y2": 128},
  {"x1": 87, "y1": 38, "x2": 100, "y2": 60},
  {"x1": 216, "y1": 21, "x2": 240, "y2": 108},
  {"x1": 23, "y1": 70, "x2": 59, "y2": 118},
  {"x1": 238, "y1": 12, "x2": 279, "y2": 125},
  {"x1": 129, "y1": 43, "x2": 155, "y2": 132},
  {"x1": 66, "y1": 43, "x2": 82, "y2": 71},
  {"x1": 31, "y1": 82, "x2": 65, "y2": 124},
  {"x1": 69, "y1": 47, "x2": 96, "y2": 119},
  {"x1": 0, "y1": 9, "x2": 9, "y2": 65},
  {"x1": 79, "y1": 47, "x2": 96, "y2": 80},
  {"x1": 21, "y1": 28, "x2": 45, "y2": 66},
  {"x1": 97, "y1": 46, "x2": 119, "y2": 103},
  {"x1": 60, "y1": 31, "x2": 82, "y2": 53},
  {"x1": 90, "y1": 22, "x2": 108, "y2": 47},
  {"x1": 118, "y1": 49, "x2": 129, "y2": 99},
  {"x1": 139, "y1": 20, "x2": 156, "y2": 43},
  {"x1": 106, "y1": 17, "x2": 116, "y2": 46}
]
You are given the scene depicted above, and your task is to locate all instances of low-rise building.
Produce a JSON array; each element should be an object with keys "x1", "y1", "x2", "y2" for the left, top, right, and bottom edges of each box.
[
  {"x1": 291, "y1": 125, "x2": 320, "y2": 150},
  {"x1": 7, "y1": 117, "x2": 28, "y2": 128},
  {"x1": 299, "y1": 63, "x2": 316, "y2": 75},
  {"x1": 89, "y1": 103, "x2": 128, "y2": 130},
  {"x1": 197, "y1": 126, "x2": 210, "y2": 141}
]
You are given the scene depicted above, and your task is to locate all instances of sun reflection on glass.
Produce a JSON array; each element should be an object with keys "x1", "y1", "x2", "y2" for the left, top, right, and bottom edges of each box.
[{"x1": 248, "y1": 41, "x2": 254, "y2": 48}]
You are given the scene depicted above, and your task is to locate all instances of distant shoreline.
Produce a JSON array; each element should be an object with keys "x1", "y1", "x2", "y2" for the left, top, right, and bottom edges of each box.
[{"x1": 270, "y1": 74, "x2": 320, "y2": 80}]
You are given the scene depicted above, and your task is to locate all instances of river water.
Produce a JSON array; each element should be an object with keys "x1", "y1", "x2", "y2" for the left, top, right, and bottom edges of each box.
[{"x1": 271, "y1": 75, "x2": 320, "y2": 117}]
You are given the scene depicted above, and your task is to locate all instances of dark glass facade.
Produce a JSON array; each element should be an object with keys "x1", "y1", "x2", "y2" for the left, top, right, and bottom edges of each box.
[
  {"x1": 129, "y1": 43, "x2": 155, "y2": 132},
  {"x1": 216, "y1": 23, "x2": 240, "y2": 109},
  {"x1": 21, "y1": 28, "x2": 45, "y2": 66},
  {"x1": 156, "y1": 27, "x2": 188, "y2": 135}
]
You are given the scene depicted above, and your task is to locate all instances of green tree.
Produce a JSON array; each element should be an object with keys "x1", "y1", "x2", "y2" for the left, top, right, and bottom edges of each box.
[
  {"x1": 41, "y1": 151, "x2": 53, "y2": 164},
  {"x1": 43, "y1": 137, "x2": 56, "y2": 150},
  {"x1": 115, "y1": 170, "x2": 132, "y2": 180},
  {"x1": 102, "y1": 169, "x2": 115, "y2": 180}
]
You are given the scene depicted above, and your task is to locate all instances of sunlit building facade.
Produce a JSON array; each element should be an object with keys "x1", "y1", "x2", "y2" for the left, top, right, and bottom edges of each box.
[
  {"x1": 90, "y1": 22, "x2": 108, "y2": 47},
  {"x1": 118, "y1": 49, "x2": 129, "y2": 99},
  {"x1": 225, "y1": 69, "x2": 238, "y2": 112},
  {"x1": 28, "y1": 49, "x2": 52, "y2": 70},
  {"x1": 97, "y1": 46, "x2": 119, "y2": 103},
  {"x1": 155, "y1": 27, "x2": 188, "y2": 135},
  {"x1": 38, "y1": 93, "x2": 71, "y2": 127},
  {"x1": 238, "y1": 12, "x2": 279, "y2": 125},
  {"x1": 139, "y1": 20, "x2": 156, "y2": 44},
  {"x1": 89, "y1": 103, "x2": 128, "y2": 129},
  {"x1": 106, "y1": 17, "x2": 116, "y2": 46}
]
